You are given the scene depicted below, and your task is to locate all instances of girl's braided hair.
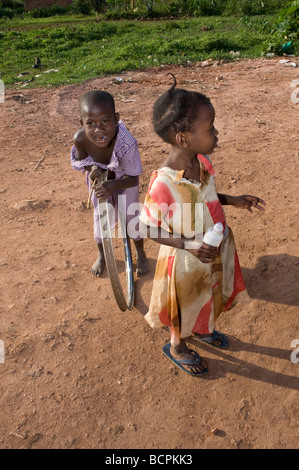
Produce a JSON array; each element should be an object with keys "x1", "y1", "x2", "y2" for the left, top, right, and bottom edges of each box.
[{"x1": 153, "y1": 74, "x2": 211, "y2": 144}]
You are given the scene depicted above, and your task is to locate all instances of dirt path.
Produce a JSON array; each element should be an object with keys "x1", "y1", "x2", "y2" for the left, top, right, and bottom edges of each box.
[{"x1": 0, "y1": 58, "x2": 298, "y2": 449}]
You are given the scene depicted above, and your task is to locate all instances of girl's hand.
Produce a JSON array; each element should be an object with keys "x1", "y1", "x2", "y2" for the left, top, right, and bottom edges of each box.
[
  {"x1": 187, "y1": 242, "x2": 218, "y2": 264},
  {"x1": 231, "y1": 195, "x2": 266, "y2": 213},
  {"x1": 94, "y1": 180, "x2": 115, "y2": 200}
]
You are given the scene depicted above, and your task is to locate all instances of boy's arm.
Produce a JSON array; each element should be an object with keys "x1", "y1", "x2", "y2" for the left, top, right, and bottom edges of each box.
[
  {"x1": 71, "y1": 130, "x2": 101, "y2": 177},
  {"x1": 94, "y1": 175, "x2": 138, "y2": 200},
  {"x1": 218, "y1": 193, "x2": 266, "y2": 212},
  {"x1": 73, "y1": 130, "x2": 88, "y2": 160}
]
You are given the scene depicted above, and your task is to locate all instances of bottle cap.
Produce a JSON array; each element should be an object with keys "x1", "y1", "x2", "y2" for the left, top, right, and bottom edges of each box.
[{"x1": 213, "y1": 222, "x2": 223, "y2": 234}]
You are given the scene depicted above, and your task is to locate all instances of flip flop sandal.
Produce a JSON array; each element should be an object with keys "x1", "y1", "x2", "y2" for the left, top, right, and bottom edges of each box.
[
  {"x1": 192, "y1": 330, "x2": 229, "y2": 349},
  {"x1": 162, "y1": 343, "x2": 208, "y2": 376}
]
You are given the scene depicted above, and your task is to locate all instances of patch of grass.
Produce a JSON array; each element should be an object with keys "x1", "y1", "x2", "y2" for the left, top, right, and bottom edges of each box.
[{"x1": 0, "y1": 14, "x2": 280, "y2": 89}]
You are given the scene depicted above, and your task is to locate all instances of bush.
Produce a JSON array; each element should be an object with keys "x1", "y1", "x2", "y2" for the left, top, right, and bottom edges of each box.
[
  {"x1": 26, "y1": 5, "x2": 69, "y2": 18},
  {"x1": 71, "y1": 0, "x2": 92, "y2": 15},
  {"x1": 0, "y1": 0, "x2": 24, "y2": 17},
  {"x1": 263, "y1": 0, "x2": 299, "y2": 54},
  {"x1": 224, "y1": 0, "x2": 289, "y2": 16}
]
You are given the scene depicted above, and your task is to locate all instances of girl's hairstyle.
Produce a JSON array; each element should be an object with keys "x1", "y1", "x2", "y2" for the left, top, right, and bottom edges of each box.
[
  {"x1": 153, "y1": 74, "x2": 211, "y2": 143},
  {"x1": 79, "y1": 90, "x2": 115, "y2": 114}
]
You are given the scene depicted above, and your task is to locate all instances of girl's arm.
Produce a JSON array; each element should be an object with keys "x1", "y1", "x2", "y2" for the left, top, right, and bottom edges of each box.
[
  {"x1": 139, "y1": 221, "x2": 218, "y2": 264},
  {"x1": 218, "y1": 193, "x2": 266, "y2": 213}
]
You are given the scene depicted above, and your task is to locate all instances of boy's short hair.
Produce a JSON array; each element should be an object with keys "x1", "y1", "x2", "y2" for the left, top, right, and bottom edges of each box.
[
  {"x1": 153, "y1": 74, "x2": 211, "y2": 144},
  {"x1": 79, "y1": 90, "x2": 115, "y2": 114}
]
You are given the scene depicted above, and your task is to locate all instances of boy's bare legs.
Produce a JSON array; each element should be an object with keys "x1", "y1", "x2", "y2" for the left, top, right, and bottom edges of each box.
[
  {"x1": 91, "y1": 243, "x2": 106, "y2": 277},
  {"x1": 171, "y1": 339, "x2": 208, "y2": 374},
  {"x1": 133, "y1": 238, "x2": 149, "y2": 277},
  {"x1": 91, "y1": 239, "x2": 148, "y2": 278}
]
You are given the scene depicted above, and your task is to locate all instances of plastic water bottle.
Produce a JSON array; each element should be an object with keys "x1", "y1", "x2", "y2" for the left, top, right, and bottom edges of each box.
[{"x1": 202, "y1": 222, "x2": 224, "y2": 248}]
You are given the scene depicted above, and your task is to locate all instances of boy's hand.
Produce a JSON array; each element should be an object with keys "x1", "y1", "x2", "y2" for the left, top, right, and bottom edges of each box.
[
  {"x1": 231, "y1": 195, "x2": 266, "y2": 213},
  {"x1": 187, "y1": 242, "x2": 218, "y2": 264},
  {"x1": 94, "y1": 180, "x2": 116, "y2": 200}
]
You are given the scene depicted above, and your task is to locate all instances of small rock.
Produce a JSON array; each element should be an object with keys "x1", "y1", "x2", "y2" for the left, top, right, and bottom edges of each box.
[
  {"x1": 114, "y1": 425, "x2": 124, "y2": 435},
  {"x1": 98, "y1": 417, "x2": 106, "y2": 429},
  {"x1": 211, "y1": 427, "x2": 219, "y2": 435},
  {"x1": 28, "y1": 366, "x2": 44, "y2": 377}
]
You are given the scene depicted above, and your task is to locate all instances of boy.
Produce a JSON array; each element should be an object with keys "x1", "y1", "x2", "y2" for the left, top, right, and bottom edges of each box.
[{"x1": 71, "y1": 90, "x2": 149, "y2": 277}]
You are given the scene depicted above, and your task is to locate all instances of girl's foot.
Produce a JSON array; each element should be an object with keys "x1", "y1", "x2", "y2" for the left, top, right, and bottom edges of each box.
[
  {"x1": 170, "y1": 343, "x2": 208, "y2": 375},
  {"x1": 192, "y1": 330, "x2": 228, "y2": 348}
]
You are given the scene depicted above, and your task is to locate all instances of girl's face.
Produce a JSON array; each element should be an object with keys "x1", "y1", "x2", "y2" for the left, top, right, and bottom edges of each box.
[
  {"x1": 80, "y1": 103, "x2": 119, "y2": 148},
  {"x1": 186, "y1": 103, "x2": 218, "y2": 155}
]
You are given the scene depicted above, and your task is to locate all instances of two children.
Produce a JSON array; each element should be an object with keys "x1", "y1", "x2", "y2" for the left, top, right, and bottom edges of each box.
[
  {"x1": 71, "y1": 90, "x2": 149, "y2": 278},
  {"x1": 71, "y1": 80, "x2": 265, "y2": 377}
]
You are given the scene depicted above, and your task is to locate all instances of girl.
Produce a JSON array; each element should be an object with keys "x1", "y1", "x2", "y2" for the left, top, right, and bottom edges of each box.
[{"x1": 139, "y1": 76, "x2": 266, "y2": 376}]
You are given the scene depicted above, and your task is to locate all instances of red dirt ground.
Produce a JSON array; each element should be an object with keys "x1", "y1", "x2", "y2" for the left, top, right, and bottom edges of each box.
[{"x1": 0, "y1": 58, "x2": 298, "y2": 449}]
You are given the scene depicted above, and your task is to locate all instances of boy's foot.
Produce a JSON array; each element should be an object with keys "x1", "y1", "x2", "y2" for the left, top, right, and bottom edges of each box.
[
  {"x1": 169, "y1": 343, "x2": 208, "y2": 375},
  {"x1": 136, "y1": 252, "x2": 149, "y2": 277},
  {"x1": 133, "y1": 239, "x2": 149, "y2": 277},
  {"x1": 91, "y1": 254, "x2": 106, "y2": 277}
]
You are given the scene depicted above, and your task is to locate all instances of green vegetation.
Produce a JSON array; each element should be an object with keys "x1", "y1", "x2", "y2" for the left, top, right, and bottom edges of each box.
[
  {"x1": 0, "y1": 0, "x2": 297, "y2": 89},
  {"x1": 265, "y1": 0, "x2": 299, "y2": 54}
]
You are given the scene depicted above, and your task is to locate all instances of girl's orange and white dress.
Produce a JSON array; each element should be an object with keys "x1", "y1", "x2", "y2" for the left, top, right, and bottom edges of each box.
[{"x1": 139, "y1": 154, "x2": 250, "y2": 345}]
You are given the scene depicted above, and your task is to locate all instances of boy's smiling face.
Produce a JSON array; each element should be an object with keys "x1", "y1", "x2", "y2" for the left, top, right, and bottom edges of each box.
[{"x1": 80, "y1": 102, "x2": 119, "y2": 148}]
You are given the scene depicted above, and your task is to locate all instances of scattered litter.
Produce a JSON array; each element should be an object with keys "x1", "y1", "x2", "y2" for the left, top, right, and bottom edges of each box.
[
  {"x1": 111, "y1": 77, "x2": 123, "y2": 84},
  {"x1": 230, "y1": 51, "x2": 240, "y2": 56},
  {"x1": 43, "y1": 69, "x2": 59, "y2": 74},
  {"x1": 279, "y1": 59, "x2": 298, "y2": 67},
  {"x1": 256, "y1": 118, "x2": 266, "y2": 126},
  {"x1": 195, "y1": 59, "x2": 220, "y2": 68},
  {"x1": 281, "y1": 41, "x2": 293, "y2": 54},
  {"x1": 201, "y1": 59, "x2": 213, "y2": 67},
  {"x1": 18, "y1": 72, "x2": 29, "y2": 77},
  {"x1": 122, "y1": 99, "x2": 136, "y2": 103},
  {"x1": 266, "y1": 53, "x2": 275, "y2": 58}
]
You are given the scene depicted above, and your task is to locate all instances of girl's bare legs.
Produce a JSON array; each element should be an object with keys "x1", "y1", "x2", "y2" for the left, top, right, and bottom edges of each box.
[{"x1": 91, "y1": 243, "x2": 105, "y2": 277}]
